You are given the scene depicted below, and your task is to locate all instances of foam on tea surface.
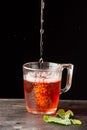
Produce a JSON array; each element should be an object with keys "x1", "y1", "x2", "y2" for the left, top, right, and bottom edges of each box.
[{"x1": 24, "y1": 71, "x2": 61, "y2": 83}]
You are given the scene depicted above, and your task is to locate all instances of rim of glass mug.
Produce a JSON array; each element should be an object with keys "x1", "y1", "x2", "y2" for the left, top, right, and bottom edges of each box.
[{"x1": 23, "y1": 61, "x2": 74, "y2": 71}]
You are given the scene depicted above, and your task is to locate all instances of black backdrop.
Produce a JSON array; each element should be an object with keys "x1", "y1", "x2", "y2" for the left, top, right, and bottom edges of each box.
[{"x1": 0, "y1": 0, "x2": 87, "y2": 99}]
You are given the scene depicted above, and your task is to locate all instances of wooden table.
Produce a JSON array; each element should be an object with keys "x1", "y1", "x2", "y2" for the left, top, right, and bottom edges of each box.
[{"x1": 0, "y1": 99, "x2": 87, "y2": 130}]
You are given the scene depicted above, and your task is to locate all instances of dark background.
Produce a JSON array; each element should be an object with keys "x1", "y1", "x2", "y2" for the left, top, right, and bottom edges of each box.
[{"x1": 0, "y1": 0, "x2": 87, "y2": 99}]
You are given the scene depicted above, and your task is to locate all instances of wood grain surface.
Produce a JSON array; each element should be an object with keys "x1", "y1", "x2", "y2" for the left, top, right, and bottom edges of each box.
[{"x1": 0, "y1": 99, "x2": 87, "y2": 130}]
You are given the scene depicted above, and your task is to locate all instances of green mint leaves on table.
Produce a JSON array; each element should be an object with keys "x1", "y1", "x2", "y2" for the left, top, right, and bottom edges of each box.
[{"x1": 43, "y1": 109, "x2": 82, "y2": 126}]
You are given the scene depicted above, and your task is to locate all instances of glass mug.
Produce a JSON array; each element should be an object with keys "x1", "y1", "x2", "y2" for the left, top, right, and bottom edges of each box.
[{"x1": 23, "y1": 62, "x2": 74, "y2": 114}]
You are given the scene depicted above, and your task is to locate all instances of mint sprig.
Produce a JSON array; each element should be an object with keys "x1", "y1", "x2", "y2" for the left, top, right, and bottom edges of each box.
[{"x1": 43, "y1": 109, "x2": 82, "y2": 126}]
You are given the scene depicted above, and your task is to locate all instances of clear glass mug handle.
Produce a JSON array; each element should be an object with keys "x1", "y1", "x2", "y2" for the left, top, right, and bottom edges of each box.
[{"x1": 60, "y1": 64, "x2": 74, "y2": 94}]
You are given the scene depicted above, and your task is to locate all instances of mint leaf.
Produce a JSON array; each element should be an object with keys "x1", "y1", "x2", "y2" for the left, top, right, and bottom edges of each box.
[
  {"x1": 71, "y1": 119, "x2": 82, "y2": 125},
  {"x1": 56, "y1": 109, "x2": 65, "y2": 119},
  {"x1": 43, "y1": 115, "x2": 71, "y2": 125},
  {"x1": 65, "y1": 110, "x2": 74, "y2": 119}
]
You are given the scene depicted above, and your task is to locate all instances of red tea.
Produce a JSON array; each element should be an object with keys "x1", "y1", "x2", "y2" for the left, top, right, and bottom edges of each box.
[{"x1": 24, "y1": 79, "x2": 61, "y2": 114}]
